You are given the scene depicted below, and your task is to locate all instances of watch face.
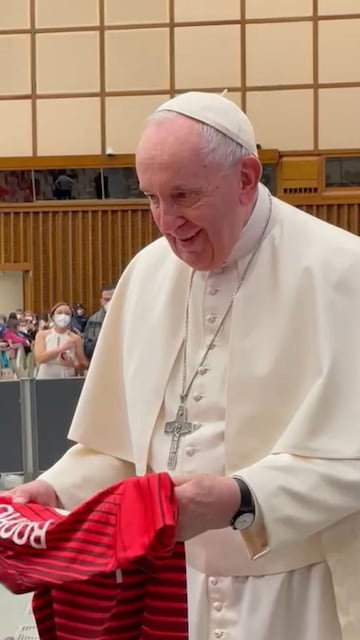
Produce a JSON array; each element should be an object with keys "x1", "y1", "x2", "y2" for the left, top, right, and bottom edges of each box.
[{"x1": 234, "y1": 512, "x2": 255, "y2": 530}]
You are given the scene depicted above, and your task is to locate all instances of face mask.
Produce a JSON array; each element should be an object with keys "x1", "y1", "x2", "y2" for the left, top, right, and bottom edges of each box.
[
  {"x1": 54, "y1": 313, "x2": 71, "y2": 328},
  {"x1": 104, "y1": 302, "x2": 110, "y2": 313}
]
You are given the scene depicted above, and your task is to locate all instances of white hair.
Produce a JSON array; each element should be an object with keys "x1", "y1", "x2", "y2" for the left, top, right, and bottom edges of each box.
[{"x1": 146, "y1": 110, "x2": 251, "y2": 168}]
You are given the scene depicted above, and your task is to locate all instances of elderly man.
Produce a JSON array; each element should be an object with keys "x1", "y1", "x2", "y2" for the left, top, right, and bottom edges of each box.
[{"x1": 11, "y1": 92, "x2": 360, "y2": 640}]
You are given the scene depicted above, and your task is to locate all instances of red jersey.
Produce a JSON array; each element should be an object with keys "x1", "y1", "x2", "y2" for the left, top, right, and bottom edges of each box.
[{"x1": 0, "y1": 473, "x2": 187, "y2": 640}]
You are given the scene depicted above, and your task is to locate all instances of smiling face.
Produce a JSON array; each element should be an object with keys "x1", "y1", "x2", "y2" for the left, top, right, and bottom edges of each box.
[{"x1": 136, "y1": 115, "x2": 260, "y2": 271}]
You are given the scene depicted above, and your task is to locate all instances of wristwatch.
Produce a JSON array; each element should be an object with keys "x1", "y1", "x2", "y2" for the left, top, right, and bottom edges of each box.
[{"x1": 230, "y1": 477, "x2": 256, "y2": 530}]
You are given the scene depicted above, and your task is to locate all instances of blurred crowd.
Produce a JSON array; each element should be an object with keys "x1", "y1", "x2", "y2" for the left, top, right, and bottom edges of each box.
[{"x1": 0, "y1": 285, "x2": 115, "y2": 380}]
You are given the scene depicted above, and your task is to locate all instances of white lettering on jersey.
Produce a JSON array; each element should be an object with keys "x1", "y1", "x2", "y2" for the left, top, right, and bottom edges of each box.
[{"x1": 0, "y1": 504, "x2": 54, "y2": 549}]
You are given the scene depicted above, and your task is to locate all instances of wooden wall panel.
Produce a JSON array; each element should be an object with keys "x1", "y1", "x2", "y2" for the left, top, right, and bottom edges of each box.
[
  {"x1": 299, "y1": 203, "x2": 360, "y2": 236},
  {"x1": 0, "y1": 205, "x2": 160, "y2": 314},
  {"x1": 0, "y1": 198, "x2": 359, "y2": 316},
  {"x1": 0, "y1": 211, "x2": 30, "y2": 264}
]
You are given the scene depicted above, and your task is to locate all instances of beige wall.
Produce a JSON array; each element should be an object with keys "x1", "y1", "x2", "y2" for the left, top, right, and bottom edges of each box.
[
  {"x1": 0, "y1": 271, "x2": 23, "y2": 315},
  {"x1": 1, "y1": 0, "x2": 360, "y2": 155}
]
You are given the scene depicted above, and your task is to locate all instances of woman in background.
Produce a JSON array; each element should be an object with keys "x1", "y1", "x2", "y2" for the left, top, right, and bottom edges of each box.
[{"x1": 34, "y1": 302, "x2": 87, "y2": 379}]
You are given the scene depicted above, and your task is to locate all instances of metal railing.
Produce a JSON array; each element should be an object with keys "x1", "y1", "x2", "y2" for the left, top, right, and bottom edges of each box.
[{"x1": 0, "y1": 346, "x2": 35, "y2": 381}]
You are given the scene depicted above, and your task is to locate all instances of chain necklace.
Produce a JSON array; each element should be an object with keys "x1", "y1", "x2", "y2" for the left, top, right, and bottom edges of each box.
[{"x1": 164, "y1": 190, "x2": 273, "y2": 470}]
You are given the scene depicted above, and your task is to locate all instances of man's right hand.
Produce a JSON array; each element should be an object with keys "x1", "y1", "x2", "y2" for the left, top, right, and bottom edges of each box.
[{"x1": 7, "y1": 479, "x2": 59, "y2": 507}]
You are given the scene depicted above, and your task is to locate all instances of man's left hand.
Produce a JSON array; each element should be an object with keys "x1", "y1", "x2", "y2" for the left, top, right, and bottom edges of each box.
[{"x1": 173, "y1": 474, "x2": 241, "y2": 541}]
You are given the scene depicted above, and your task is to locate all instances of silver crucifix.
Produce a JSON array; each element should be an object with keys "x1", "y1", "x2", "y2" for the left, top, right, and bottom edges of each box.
[{"x1": 164, "y1": 405, "x2": 200, "y2": 470}]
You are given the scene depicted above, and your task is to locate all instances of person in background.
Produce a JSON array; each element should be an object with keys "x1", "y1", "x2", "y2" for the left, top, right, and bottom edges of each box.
[
  {"x1": 0, "y1": 313, "x2": 6, "y2": 338},
  {"x1": 0, "y1": 327, "x2": 11, "y2": 374},
  {"x1": 72, "y1": 303, "x2": 88, "y2": 334},
  {"x1": 69, "y1": 314, "x2": 82, "y2": 336},
  {"x1": 83, "y1": 285, "x2": 115, "y2": 360},
  {"x1": 52, "y1": 171, "x2": 75, "y2": 200},
  {"x1": 17, "y1": 318, "x2": 34, "y2": 355},
  {"x1": 38, "y1": 311, "x2": 51, "y2": 331},
  {"x1": 34, "y1": 302, "x2": 87, "y2": 379},
  {"x1": 3, "y1": 318, "x2": 30, "y2": 348},
  {"x1": 15, "y1": 308, "x2": 24, "y2": 320},
  {"x1": 18, "y1": 311, "x2": 36, "y2": 342},
  {"x1": 24, "y1": 311, "x2": 37, "y2": 340},
  {"x1": 0, "y1": 315, "x2": 8, "y2": 363}
]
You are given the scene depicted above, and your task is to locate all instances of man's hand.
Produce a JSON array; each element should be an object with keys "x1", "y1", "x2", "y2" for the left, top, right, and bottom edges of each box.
[
  {"x1": 174, "y1": 474, "x2": 241, "y2": 541},
  {"x1": 6, "y1": 479, "x2": 59, "y2": 507}
]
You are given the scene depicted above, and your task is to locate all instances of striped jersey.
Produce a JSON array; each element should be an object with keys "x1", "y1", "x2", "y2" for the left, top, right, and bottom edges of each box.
[{"x1": 0, "y1": 472, "x2": 188, "y2": 640}]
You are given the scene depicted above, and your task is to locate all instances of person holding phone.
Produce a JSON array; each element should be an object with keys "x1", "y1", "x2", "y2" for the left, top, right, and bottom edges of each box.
[{"x1": 34, "y1": 302, "x2": 87, "y2": 379}]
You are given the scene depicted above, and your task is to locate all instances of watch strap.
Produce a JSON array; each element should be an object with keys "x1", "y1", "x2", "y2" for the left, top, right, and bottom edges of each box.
[{"x1": 230, "y1": 477, "x2": 255, "y2": 528}]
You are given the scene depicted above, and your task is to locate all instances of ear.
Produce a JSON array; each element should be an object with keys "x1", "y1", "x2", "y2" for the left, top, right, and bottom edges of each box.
[{"x1": 237, "y1": 157, "x2": 262, "y2": 205}]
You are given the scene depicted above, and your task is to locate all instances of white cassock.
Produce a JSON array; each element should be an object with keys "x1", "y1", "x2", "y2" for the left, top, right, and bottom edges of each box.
[{"x1": 42, "y1": 184, "x2": 360, "y2": 640}]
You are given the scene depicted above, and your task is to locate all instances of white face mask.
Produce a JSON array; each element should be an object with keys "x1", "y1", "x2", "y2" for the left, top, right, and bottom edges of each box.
[
  {"x1": 104, "y1": 302, "x2": 110, "y2": 312},
  {"x1": 54, "y1": 313, "x2": 71, "y2": 328}
]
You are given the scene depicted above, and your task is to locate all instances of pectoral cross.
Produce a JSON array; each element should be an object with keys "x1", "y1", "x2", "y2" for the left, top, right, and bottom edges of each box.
[{"x1": 164, "y1": 405, "x2": 200, "y2": 470}]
